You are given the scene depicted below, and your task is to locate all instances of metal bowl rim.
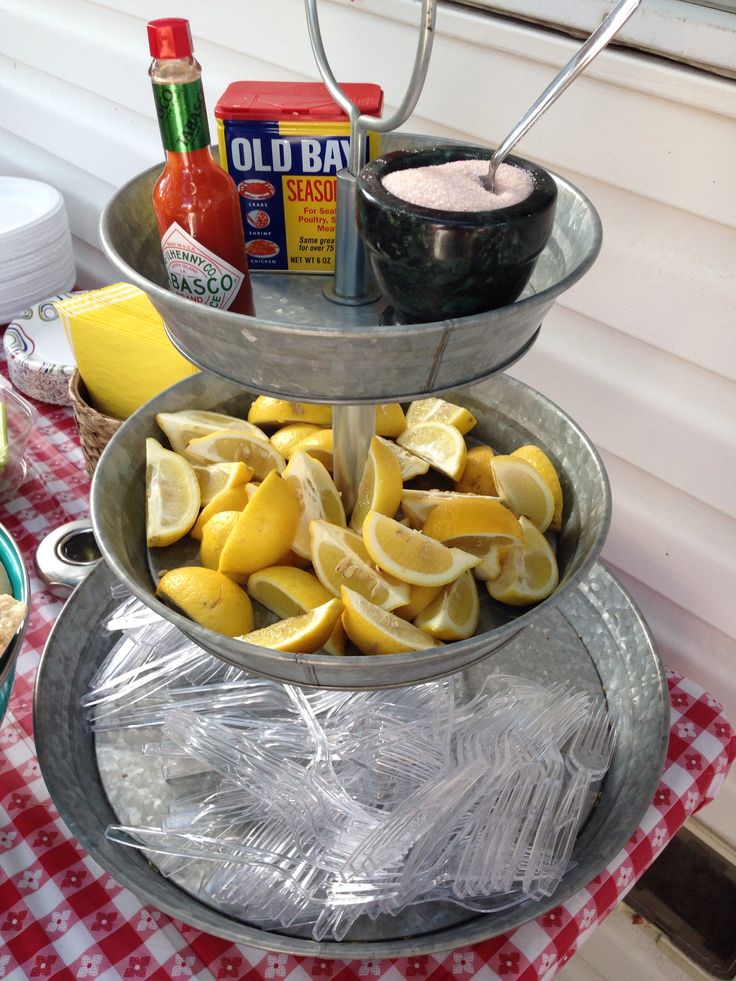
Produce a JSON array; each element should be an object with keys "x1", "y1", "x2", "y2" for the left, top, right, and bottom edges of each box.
[
  {"x1": 161, "y1": 323, "x2": 543, "y2": 407},
  {"x1": 99, "y1": 142, "x2": 602, "y2": 334}
]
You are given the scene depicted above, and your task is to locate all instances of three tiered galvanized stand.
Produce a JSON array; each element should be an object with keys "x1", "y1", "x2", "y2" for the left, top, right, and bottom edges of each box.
[{"x1": 34, "y1": 1, "x2": 670, "y2": 957}]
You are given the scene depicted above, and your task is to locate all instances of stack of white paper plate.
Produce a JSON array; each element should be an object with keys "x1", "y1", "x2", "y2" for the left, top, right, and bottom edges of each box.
[{"x1": 0, "y1": 178, "x2": 76, "y2": 325}]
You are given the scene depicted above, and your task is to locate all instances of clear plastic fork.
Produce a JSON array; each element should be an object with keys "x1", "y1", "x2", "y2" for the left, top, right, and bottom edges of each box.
[
  {"x1": 531, "y1": 701, "x2": 618, "y2": 897},
  {"x1": 569, "y1": 700, "x2": 617, "y2": 777}
]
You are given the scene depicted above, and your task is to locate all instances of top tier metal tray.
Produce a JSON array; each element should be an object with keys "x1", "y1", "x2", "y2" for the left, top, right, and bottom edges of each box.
[{"x1": 99, "y1": 133, "x2": 601, "y2": 404}]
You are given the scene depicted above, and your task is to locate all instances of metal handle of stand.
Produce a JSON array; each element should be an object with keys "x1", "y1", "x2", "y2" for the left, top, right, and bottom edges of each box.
[
  {"x1": 305, "y1": 0, "x2": 437, "y2": 510},
  {"x1": 305, "y1": 0, "x2": 437, "y2": 305}
]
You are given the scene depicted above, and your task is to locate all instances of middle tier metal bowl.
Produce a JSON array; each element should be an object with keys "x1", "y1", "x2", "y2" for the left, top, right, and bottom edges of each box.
[
  {"x1": 99, "y1": 133, "x2": 602, "y2": 404},
  {"x1": 91, "y1": 371, "x2": 611, "y2": 689}
]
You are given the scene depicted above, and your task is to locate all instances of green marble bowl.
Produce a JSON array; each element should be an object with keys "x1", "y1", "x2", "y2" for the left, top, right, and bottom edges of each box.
[{"x1": 357, "y1": 145, "x2": 557, "y2": 323}]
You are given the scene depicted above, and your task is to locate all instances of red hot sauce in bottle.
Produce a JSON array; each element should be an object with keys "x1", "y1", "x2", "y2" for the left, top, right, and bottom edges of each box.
[{"x1": 147, "y1": 18, "x2": 255, "y2": 316}]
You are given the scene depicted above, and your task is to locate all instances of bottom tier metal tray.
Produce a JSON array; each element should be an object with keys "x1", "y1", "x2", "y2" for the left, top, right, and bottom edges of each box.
[{"x1": 34, "y1": 560, "x2": 669, "y2": 959}]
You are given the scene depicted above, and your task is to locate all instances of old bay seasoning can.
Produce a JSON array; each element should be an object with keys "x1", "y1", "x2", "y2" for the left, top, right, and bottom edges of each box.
[{"x1": 215, "y1": 82, "x2": 383, "y2": 273}]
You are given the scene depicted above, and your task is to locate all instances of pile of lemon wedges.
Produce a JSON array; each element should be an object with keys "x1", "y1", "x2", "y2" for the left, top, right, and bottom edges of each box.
[{"x1": 145, "y1": 395, "x2": 564, "y2": 655}]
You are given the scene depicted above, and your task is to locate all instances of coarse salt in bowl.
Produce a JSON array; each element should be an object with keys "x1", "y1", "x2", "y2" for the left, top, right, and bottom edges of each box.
[
  {"x1": 382, "y1": 158, "x2": 536, "y2": 213},
  {"x1": 357, "y1": 145, "x2": 557, "y2": 324}
]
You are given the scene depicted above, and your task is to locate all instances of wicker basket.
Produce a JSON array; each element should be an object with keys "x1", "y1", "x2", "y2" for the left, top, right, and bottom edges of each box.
[{"x1": 69, "y1": 369, "x2": 122, "y2": 478}]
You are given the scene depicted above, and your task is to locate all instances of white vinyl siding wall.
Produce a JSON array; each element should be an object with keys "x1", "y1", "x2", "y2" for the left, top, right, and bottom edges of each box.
[
  {"x1": 1, "y1": 0, "x2": 735, "y2": 847},
  {"x1": 453, "y1": 0, "x2": 736, "y2": 79}
]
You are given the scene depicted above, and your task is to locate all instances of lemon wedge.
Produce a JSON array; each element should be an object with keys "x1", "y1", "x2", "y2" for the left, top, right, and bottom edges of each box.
[
  {"x1": 218, "y1": 471, "x2": 300, "y2": 579},
  {"x1": 270, "y1": 423, "x2": 323, "y2": 458},
  {"x1": 472, "y1": 547, "x2": 505, "y2": 582},
  {"x1": 406, "y1": 397, "x2": 477, "y2": 435},
  {"x1": 145, "y1": 438, "x2": 200, "y2": 548},
  {"x1": 238, "y1": 598, "x2": 343, "y2": 653},
  {"x1": 247, "y1": 565, "x2": 346, "y2": 655},
  {"x1": 247, "y1": 396, "x2": 332, "y2": 427},
  {"x1": 362, "y1": 510, "x2": 480, "y2": 587},
  {"x1": 375, "y1": 403, "x2": 406, "y2": 438},
  {"x1": 511, "y1": 445, "x2": 564, "y2": 532},
  {"x1": 377, "y1": 436, "x2": 430, "y2": 481},
  {"x1": 282, "y1": 450, "x2": 346, "y2": 559},
  {"x1": 157, "y1": 566, "x2": 253, "y2": 636},
  {"x1": 413, "y1": 570, "x2": 480, "y2": 641},
  {"x1": 393, "y1": 583, "x2": 444, "y2": 621},
  {"x1": 310, "y1": 519, "x2": 410, "y2": 611},
  {"x1": 287, "y1": 428, "x2": 334, "y2": 472},
  {"x1": 156, "y1": 409, "x2": 268, "y2": 454},
  {"x1": 401, "y1": 489, "x2": 496, "y2": 529},
  {"x1": 190, "y1": 483, "x2": 250, "y2": 541},
  {"x1": 396, "y1": 421, "x2": 467, "y2": 481},
  {"x1": 245, "y1": 477, "x2": 310, "y2": 570},
  {"x1": 422, "y1": 496, "x2": 523, "y2": 557},
  {"x1": 340, "y1": 586, "x2": 442, "y2": 656},
  {"x1": 199, "y1": 511, "x2": 242, "y2": 578},
  {"x1": 349, "y1": 436, "x2": 403, "y2": 532},
  {"x1": 491, "y1": 455, "x2": 555, "y2": 532},
  {"x1": 248, "y1": 565, "x2": 332, "y2": 617},
  {"x1": 184, "y1": 429, "x2": 286, "y2": 480},
  {"x1": 455, "y1": 444, "x2": 497, "y2": 496},
  {"x1": 486, "y1": 516, "x2": 559, "y2": 606},
  {"x1": 193, "y1": 461, "x2": 253, "y2": 506}
]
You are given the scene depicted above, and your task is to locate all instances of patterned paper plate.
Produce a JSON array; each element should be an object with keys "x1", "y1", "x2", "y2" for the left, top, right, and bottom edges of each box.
[{"x1": 4, "y1": 292, "x2": 80, "y2": 405}]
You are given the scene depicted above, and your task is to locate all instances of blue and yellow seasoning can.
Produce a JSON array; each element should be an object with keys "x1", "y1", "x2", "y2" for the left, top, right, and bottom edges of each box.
[{"x1": 215, "y1": 82, "x2": 383, "y2": 273}]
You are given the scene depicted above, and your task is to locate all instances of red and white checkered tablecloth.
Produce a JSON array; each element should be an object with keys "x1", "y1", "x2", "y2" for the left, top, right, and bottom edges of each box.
[{"x1": 1, "y1": 362, "x2": 734, "y2": 981}]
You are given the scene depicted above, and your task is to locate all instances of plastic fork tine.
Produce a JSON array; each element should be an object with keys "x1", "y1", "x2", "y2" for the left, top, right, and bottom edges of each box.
[{"x1": 569, "y1": 701, "x2": 616, "y2": 777}]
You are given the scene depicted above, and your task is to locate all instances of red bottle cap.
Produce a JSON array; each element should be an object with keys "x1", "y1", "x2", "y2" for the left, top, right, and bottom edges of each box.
[{"x1": 147, "y1": 18, "x2": 194, "y2": 59}]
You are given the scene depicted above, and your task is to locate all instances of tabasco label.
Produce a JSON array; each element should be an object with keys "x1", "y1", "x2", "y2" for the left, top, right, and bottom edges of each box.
[
  {"x1": 160, "y1": 223, "x2": 244, "y2": 310},
  {"x1": 215, "y1": 82, "x2": 383, "y2": 274}
]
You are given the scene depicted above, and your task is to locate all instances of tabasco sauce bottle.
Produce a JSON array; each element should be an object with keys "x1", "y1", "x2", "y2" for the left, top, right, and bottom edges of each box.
[{"x1": 147, "y1": 18, "x2": 255, "y2": 316}]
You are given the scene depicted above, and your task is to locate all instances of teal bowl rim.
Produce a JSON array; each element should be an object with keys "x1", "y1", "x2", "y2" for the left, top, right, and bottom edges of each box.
[{"x1": 0, "y1": 521, "x2": 31, "y2": 700}]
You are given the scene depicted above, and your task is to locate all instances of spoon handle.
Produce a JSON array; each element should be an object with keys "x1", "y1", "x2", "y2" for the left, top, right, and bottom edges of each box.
[{"x1": 489, "y1": 0, "x2": 642, "y2": 179}]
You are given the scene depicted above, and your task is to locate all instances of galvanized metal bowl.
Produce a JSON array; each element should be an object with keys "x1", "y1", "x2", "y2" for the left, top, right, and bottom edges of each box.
[
  {"x1": 0, "y1": 522, "x2": 30, "y2": 722},
  {"x1": 91, "y1": 371, "x2": 611, "y2": 689},
  {"x1": 34, "y1": 559, "x2": 669, "y2": 957},
  {"x1": 99, "y1": 134, "x2": 601, "y2": 403}
]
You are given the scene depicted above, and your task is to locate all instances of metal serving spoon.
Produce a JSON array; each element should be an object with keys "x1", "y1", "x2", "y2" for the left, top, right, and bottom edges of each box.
[{"x1": 484, "y1": 0, "x2": 642, "y2": 192}]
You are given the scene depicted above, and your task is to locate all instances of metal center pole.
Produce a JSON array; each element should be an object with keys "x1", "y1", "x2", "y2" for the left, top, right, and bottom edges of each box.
[
  {"x1": 304, "y1": 0, "x2": 437, "y2": 503},
  {"x1": 332, "y1": 404, "x2": 375, "y2": 517},
  {"x1": 304, "y1": 0, "x2": 436, "y2": 307}
]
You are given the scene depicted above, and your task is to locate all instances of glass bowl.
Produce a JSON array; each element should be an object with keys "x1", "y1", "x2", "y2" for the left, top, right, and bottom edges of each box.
[{"x1": 0, "y1": 387, "x2": 37, "y2": 503}]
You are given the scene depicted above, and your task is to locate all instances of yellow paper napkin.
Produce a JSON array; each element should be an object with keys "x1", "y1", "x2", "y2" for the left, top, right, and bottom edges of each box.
[{"x1": 56, "y1": 284, "x2": 198, "y2": 420}]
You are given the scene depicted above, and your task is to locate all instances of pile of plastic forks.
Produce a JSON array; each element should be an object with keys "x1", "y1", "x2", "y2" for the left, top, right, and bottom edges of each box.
[{"x1": 92, "y1": 595, "x2": 617, "y2": 940}]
